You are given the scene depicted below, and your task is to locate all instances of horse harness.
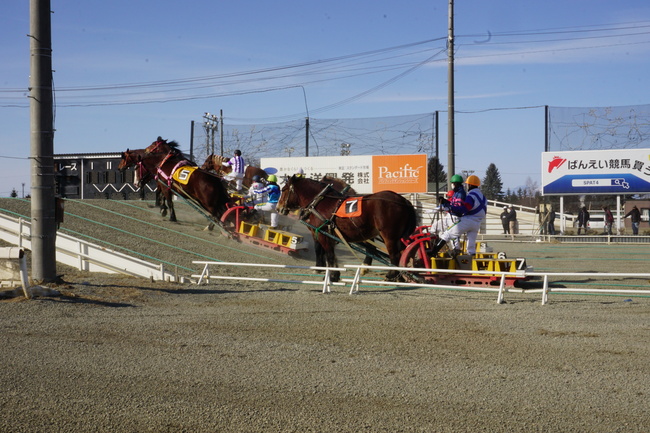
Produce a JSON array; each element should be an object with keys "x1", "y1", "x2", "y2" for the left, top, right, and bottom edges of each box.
[{"x1": 136, "y1": 148, "x2": 191, "y2": 188}]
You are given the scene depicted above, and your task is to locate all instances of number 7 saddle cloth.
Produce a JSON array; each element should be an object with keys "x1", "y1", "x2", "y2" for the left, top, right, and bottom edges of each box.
[{"x1": 334, "y1": 197, "x2": 363, "y2": 218}]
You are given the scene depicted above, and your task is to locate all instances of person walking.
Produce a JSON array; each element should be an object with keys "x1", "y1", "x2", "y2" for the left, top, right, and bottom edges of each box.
[
  {"x1": 577, "y1": 206, "x2": 590, "y2": 235},
  {"x1": 500, "y1": 206, "x2": 510, "y2": 235},
  {"x1": 252, "y1": 174, "x2": 281, "y2": 229},
  {"x1": 431, "y1": 175, "x2": 487, "y2": 257},
  {"x1": 602, "y1": 205, "x2": 614, "y2": 235},
  {"x1": 222, "y1": 149, "x2": 245, "y2": 192},
  {"x1": 624, "y1": 205, "x2": 641, "y2": 235}
]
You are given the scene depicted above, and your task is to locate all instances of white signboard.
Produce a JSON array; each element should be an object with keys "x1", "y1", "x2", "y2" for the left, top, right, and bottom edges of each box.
[
  {"x1": 541, "y1": 149, "x2": 650, "y2": 195},
  {"x1": 261, "y1": 154, "x2": 428, "y2": 194}
]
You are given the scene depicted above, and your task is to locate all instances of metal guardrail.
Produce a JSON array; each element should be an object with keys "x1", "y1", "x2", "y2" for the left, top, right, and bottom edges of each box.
[{"x1": 0, "y1": 213, "x2": 180, "y2": 282}]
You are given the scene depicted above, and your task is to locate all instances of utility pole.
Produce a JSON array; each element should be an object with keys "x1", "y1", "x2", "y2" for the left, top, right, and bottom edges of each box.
[
  {"x1": 305, "y1": 117, "x2": 310, "y2": 157},
  {"x1": 29, "y1": 0, "x2": 57, "y2": 282},
  {"x1": 203, "y1": 112, "x2": 218, "y2": 157},
  {"x1": 447, "y1": 0, "x2": 456, "y2": 187},
  {"x1": 219, "y1": 109, "x2": 224, "y2": 157}
]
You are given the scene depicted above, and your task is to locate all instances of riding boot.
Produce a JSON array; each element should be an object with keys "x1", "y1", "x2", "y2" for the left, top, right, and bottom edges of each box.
[{"x1": 429, "y1": 239, "x2": 446, "y2": 256}]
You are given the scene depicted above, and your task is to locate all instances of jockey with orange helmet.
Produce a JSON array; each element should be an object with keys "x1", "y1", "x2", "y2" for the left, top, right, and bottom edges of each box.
[{"x1": 433, "y1": 174, "x2": 487, "y2": 257}]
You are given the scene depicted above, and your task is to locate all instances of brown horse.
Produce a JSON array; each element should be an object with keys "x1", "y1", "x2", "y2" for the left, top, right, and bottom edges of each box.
[
  {"x1": 200, "y1": 154, "x2": 268, "y2": 189},
  {"x1": 277, "y1": 175, "x2": 417, "y2": 281},
  {"x1": 118, "y1": 141, "x2": 232, "y2": 225},
  {"x1": 120, "y1": 148, "x2": 178, "y2": 222}
]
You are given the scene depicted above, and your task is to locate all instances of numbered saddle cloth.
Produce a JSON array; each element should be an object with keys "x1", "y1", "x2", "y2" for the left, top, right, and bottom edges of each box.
[
  {"x1": 334, "y1": 197, "x2": 363, "y2": 218},
  {"x1": 172, "y1": 165, "x2": 197, "y2": 185}
]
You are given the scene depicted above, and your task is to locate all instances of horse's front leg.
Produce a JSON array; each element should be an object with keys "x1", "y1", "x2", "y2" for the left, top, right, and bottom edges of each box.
[
  {"x1": 165, "y1": 189, "x2": 177, "y2": 222},
  {"x1": 383, "y1": 240, "x2": 403, "y2": 281},
  {"x1": 314, "y1": 241, "x2": 326, "y2": 273},
  {"x1": 322, "y1": 239, "x2": 340, "y2": 282},
  {"x1": 361, "y1": 244, "x2": 376, "y2": 276}
]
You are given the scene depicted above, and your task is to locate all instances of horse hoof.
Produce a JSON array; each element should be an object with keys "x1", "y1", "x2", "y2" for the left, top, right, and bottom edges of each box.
[{"x1": 161, "y1": 209, "x2": 168, "y2": 217}]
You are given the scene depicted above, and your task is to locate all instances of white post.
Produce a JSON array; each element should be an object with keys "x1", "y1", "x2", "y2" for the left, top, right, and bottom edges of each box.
[{"x1": 497, "y1": 274, "x2": 506, "y2": 304}]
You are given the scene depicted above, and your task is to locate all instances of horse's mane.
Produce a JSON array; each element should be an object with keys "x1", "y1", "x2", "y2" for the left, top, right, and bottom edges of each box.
[
  {"x1": 321, "y1": 175, "x2": 357, "y2": 195},
  {"x1": 151, "y1": 140, "x2": 196, "y2": 165}
]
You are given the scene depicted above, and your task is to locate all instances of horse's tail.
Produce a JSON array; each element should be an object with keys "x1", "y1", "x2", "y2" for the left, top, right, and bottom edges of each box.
[{"x1": 400, "y1": 198, "x2": 418, "y2": 246}]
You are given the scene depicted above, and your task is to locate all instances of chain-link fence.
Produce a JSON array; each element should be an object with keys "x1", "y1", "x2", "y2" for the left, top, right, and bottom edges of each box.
[
  {"x1": 190, "y1": 113, "x2": 438, "y2": 167},
  {"x1": 548, "y1": 104, "x2": 650, "y2": 151}
]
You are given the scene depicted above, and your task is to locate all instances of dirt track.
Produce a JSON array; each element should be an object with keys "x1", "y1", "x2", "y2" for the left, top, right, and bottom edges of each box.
[{"x1": 1, "y1": 198, "x2": 649, "y2": 432}]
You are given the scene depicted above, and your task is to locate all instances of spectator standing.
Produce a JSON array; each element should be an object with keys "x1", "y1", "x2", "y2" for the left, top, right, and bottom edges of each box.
[
  {"x1": 500, "y1": 206, "x2": 510, "y2": 235},
  {"x1": 602, "y1": 205, "x2": 614, "y2": 235},
  {"x1": 577, "y1": 206, "x2": 590, "y2": 235},
  {"x1": 547, "y1": 206, "x2": 556, "y2": 235},
  {"x1": 507, "y1": 206, "x2": 518, "y2": 238},
  {"x1": 624, "y1": 205, "x2": 641, "y2": 235}
]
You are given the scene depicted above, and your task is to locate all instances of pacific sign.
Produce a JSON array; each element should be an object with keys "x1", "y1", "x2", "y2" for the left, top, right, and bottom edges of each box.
[
  {"x1": 261, "y1": 154, "x2": 428, "y2": 194},
  {"x1": 541, "y1": 149, "x2": 650, "y2": 195}
]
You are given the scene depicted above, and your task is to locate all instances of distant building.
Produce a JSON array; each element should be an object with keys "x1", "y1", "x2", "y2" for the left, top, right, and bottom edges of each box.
[{"x1": 54, "y1": 152, "x2": 156, "y2": 200}]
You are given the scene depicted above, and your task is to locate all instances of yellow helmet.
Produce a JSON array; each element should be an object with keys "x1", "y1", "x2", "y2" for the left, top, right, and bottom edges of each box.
[
  {"x1": 267, "y1": 174, "x2": 277, "y2": 183},
  {"x1": 465, "y1": 175, "x2": 481, "y2": 187}
]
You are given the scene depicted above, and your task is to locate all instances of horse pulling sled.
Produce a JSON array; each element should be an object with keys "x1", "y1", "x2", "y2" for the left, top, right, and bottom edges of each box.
[
  {"x1": 277, "y1": 175, "x2": 531, "y2": 288},
  {"x1": 119, "y1": 140, "x2": 309, "y2": 256}
]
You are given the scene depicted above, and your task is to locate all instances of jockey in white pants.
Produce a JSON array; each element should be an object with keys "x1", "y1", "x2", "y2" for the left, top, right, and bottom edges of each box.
[
  {"x1": 222, "y1": 149, "x2": 245, "y2": 192},
  {"x1": 432, "y1": 174, "x2": 487, "y2": 256},
  {"x1": 251, "y1": 174, "x2": 281, "y2": 229}
]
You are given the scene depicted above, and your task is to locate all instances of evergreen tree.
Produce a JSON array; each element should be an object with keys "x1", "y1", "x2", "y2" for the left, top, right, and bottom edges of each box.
[
  {"x1": 10, "y1": 188, "x2": 18, "y2": 198},
  {"x1": 481, "y1": 163, "x2": 504, "y2": 200},
  {"x1": 427, "y1": 156, "x2": 447, "y2": 193}
]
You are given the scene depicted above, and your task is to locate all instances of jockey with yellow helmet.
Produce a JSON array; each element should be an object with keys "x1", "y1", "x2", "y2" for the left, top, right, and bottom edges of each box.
[
  {"x1": 433, "y1": 174, "x2": 487, "y2": 257},
  {"x1": 251, "y1": 174, "x2": 281, "y2": 229}
]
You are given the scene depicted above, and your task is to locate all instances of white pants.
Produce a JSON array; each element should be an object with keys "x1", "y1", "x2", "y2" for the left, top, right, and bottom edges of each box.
[
  {"x1": 439, "y1": 214, "x2": 483, "y2": 255},
  {"x1": 255, "y1": 202, "x2": 278, "y2": 227},
  {"x1": 224, "y1": 172, "x2": 244, "y2": 191}
]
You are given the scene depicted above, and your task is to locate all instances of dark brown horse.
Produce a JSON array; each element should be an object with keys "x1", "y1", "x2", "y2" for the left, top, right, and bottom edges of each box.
[
  {"x1": 118, "y1": 141, "x2": 232, "y2": 225},
  {"x1": 120, "y1": 147, "x2": 178, "y2": 222},
  {"x1": 277, "y1": 175, "x2": 417, "y2": 281},
  {"x1": 200, "y1": 154, "x2": 268, "y2": 189}
]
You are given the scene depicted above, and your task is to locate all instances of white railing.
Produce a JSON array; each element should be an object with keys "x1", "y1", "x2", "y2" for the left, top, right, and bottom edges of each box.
[
  {"x1": 192, "y1": 261, "x2": 348, "y2": 293},
  {"x1": 192, "y1": 260, "x2": 650, "y2": 305},
  {"x1": 0, "y1": 213, "x2": 179, "y2": 282}
]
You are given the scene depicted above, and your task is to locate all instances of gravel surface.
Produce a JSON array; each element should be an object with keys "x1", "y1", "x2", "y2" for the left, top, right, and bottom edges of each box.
[{"x1": 1, "y1": 198, "x2": 649, "y2": 432}]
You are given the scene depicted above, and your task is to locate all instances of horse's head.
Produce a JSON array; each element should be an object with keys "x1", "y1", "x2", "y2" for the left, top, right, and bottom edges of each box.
[
  {"x1": 200, "y1": 154, "x2": 229, "y2": 174},
  {"x1": 321, "y1": 175, "x2": 357, "y2": 195},
  {"x1": 200, "y1": 154, "x2": 215, "y2": 171},
  {"x1": 118, "y1": 149, "x2": 153, "y2": 188},
  {"x1": 118, "y1": 149, "x2": 140, "y2": 171},
  {"x1": 277, "y1": 175, "x2": 301, "y2": 215}
]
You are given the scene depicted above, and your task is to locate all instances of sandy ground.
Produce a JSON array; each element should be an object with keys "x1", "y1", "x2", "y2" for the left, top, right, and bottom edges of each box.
[{"x1": 1, "y1": 198, "x2": 649, "y2": 432}]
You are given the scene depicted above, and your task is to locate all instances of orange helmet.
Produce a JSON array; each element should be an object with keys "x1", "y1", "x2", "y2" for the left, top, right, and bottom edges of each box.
[{"x1": 465, "y1": 175, "x2": 481, "y2": 187}]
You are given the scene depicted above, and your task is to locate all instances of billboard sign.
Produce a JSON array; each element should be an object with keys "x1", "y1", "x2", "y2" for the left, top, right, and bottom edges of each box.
[
  {"x1": 261, "y1": 154, "x2": 428, "y2": 194},
  {"x1": 542, "y1": 149, "x2": 650, "y2": 195}
]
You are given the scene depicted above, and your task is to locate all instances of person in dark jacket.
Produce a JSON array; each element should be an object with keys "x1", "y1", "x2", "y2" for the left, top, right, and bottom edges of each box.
[
  {"x1": 577, "y1": 206, "x2": 590, "y2": 235},
  {"x1": 624, "y1": 205, "x2": 641, "y2": 235},
  {"x1": 602, "y1": 206, "x2": 614, "y2": 235},
  {"x1": 547, "y1": 207, "x2": 556, "y2": 235},
  {"x1": 500, "y1": 206, "x2": 510, "y2": 235},
  {"x1": 507, "y1": 206, "x2": 518, "y2": 238}
]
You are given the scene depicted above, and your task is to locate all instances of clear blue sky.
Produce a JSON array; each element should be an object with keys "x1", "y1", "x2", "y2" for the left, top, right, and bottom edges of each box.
[{"x1": 2, "y1": 0, "x2": 650, "y2": 197}]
